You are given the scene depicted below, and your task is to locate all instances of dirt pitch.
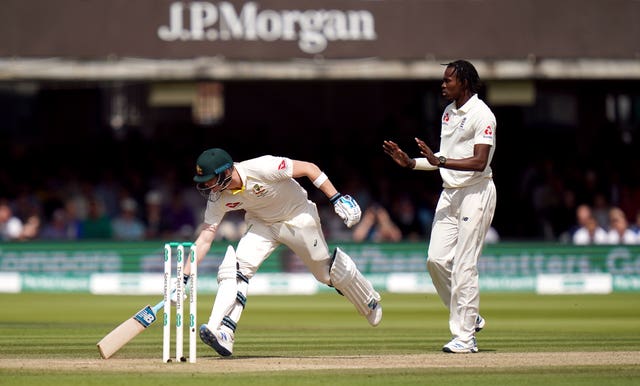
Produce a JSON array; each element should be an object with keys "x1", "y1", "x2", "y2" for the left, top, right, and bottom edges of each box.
[{"x1": 3, "y1": 352, "x2": 639, "y2": 373}]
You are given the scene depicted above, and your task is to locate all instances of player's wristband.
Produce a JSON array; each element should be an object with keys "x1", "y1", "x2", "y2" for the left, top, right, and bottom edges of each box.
[
  {"x1": 413, "y1": 158, "x2": 438, "y2": 171},
  {"x1": 313, "y1": 172, "x2": 328, "y2": 188},
  {"x1": 329, "y1": 193, "x2": 342, "y2": 204}
]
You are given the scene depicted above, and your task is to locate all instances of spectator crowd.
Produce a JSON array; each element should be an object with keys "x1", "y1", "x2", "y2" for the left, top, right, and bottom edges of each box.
[{"x1": 1, "y1": 154, "x2": 640, "y2": 245}]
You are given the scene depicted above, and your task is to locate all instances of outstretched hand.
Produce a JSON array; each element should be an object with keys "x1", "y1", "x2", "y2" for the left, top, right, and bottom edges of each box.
[
  {"x1": 333, "y1": 194, "x2": 362, "y2": 228},
  {"x1": 382, "y1": 140, "x2": 414, "y2": 169},
  {"x1": 414, "y1": 137, "x2": 436, "y2": 160},
  {"x1": 168, "y1": 277, "x2": 189, "y2": 305}
]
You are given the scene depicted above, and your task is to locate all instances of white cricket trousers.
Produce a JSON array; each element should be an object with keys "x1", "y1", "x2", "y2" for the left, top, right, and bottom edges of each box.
[
  {"x1": 235, "y1": 202, "x2": 333, "y2": 285},
  {"x1": 426, "y1": 178, "x2": 496, "y2": 343}
]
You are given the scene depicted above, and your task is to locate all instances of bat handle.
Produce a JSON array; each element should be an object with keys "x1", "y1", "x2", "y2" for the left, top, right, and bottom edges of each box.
[{"x1": 152, "y1": 299, "x2": 165, "y2": 314}]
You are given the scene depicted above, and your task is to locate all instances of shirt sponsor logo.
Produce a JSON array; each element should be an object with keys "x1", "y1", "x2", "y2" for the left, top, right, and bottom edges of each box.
[
  {"x1": 484, "y1": 125, "x2": 493, "y2": 138},
  {"x1": 278, "y1": 159, "x2": 287, "y2": 170},
  {"x1": 225, "y1": 202, "x2": 241, "y2": 208}
]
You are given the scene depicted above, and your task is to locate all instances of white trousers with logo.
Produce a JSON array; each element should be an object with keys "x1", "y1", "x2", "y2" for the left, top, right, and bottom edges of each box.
[{"x1": 236, "y1": 202, "x2": 333, "y2": 285}]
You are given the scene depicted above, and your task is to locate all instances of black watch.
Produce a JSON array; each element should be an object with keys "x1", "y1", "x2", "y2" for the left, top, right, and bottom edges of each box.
[{"x1": 438, "y1": 156, "x2": 447, "y2": 167}]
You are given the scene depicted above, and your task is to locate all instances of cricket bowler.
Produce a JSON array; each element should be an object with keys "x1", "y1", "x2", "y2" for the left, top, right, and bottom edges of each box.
[{"x1": 383, "y1": 59, "x2": 496, "y2": 353}]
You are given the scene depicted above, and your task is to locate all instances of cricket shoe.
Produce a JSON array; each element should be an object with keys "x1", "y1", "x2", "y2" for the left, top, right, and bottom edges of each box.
[
  {"x1": 442, "y1": 337, "x2": 478, "y2": 354},
  {"x1": 199, "y1": 324, "x2": 234, "y2": 357},
  {"x1": 475, "y1": 315, "x2": 486, "y2": 332},
  {"x1": 366, "y1": 301, "x2": 383, "y2": 327}
]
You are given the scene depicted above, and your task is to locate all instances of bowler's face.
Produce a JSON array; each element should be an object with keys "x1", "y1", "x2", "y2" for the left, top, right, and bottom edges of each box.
[{"x1": 441, "y1": 66, "x2": 463, "y2": 102}]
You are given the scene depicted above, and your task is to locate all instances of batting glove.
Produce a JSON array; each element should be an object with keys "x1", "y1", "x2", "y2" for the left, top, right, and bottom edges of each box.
[
  {"x1": 331, "y1": 193, "x2": 362, "y2": 228},
  {"x1": 169, "y1": 274, "x2": 190, "y2": 305}
]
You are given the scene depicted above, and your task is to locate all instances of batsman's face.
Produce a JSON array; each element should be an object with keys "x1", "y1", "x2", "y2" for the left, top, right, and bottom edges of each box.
[
  {"x1": 204, "y1": 175, "x2": 225, "y2": 192},
  {"x1": 441, "y1": 66, "x2": 463, "y2": 102}
]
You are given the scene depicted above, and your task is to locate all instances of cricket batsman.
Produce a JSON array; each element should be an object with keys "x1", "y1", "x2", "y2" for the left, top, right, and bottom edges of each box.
[{"x1": 177, "y1": 147, "x2": 382, "y2": 357}]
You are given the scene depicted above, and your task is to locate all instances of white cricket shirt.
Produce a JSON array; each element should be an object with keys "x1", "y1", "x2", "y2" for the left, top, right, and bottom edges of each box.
[
  {"x1": 203, "y1": 155, "x2": 312, "y2": 227},
  {"x1": 438, "y1": 94, "x2": 496, "y2": 189}
]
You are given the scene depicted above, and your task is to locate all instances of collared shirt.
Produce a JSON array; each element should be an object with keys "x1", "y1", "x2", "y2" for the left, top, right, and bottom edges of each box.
[
  {"x1": 438, "y1": 94, "x2": 496, "y2": 189},
  {"x1": 203, "y1": 155, "x2": 312, "y2": 227}
]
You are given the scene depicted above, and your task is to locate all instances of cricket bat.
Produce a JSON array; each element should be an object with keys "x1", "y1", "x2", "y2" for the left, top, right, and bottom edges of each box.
[{"x1": 97, "y1": 300, "x2": 164, "y2": 359}]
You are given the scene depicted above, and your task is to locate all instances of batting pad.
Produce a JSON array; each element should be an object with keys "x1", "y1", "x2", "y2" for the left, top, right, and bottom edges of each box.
[
  {"x1": 329, "y1": 248, "x2": 380, "y2": 316},
  {"x1": 217, "y1": 245, "x2": 237, "y2": 282},
  {"x1": 208, "y1": 246, "x2": 238, "y2": 328}
]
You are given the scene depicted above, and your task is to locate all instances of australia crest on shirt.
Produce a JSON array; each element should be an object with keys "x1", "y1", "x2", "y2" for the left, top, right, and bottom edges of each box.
[{"x1": 252, "y1": 183, "x2": 268, "y2": 198}]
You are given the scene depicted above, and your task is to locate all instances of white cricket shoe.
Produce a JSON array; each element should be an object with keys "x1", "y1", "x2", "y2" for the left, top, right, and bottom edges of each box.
[
  {"x1": 366, "y1": 301, "x2": 382, "y2": 327},
  {"x1": 199, "y1": 324, "x2": 234, "y2": 357},
  {"x1": 443, "y1": 337, "x2": 478, "y2": 354},
  {"x1": 475, "y1": 315, "x2": 486, "y2": 332}
]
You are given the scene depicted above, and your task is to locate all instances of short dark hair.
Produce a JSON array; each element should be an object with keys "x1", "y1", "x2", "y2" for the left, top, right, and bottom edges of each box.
[{"x1": 444, "y1": 60, "x2": 481, "y2": 94}]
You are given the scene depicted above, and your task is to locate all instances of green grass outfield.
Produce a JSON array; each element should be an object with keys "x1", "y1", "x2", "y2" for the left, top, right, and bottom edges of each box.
[{"x1": 1, "y1": 292, "x2": 639, "y2": 385}]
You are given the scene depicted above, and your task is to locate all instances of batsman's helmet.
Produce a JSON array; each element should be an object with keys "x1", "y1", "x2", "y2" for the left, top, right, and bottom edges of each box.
[{"x1": 194, "y1": 148, "x2": 234, "y2": 201}]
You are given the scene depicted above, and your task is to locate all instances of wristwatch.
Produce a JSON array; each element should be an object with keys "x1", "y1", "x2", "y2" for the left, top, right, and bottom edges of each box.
[{"x1": 438, "y1": 155, "x2": 447, "y2": 167}]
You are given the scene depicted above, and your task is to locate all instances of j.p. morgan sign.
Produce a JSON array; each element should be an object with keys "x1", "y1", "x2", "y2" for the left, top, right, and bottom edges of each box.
[{"x1": 157, "y1": 1, "x2": 378, "y2": 54}]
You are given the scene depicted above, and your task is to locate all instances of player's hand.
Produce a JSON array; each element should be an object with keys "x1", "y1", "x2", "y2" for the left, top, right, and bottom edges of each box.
[
  {"x1": 415, "y1": 137, "x2": 436, "y2": 159},
  {"x1": 332, "y1": 194, "x2": 362, "y2": 228},
  {"x1": 383, "y1": 140, "x2": 414, "y2": 169},
  {"x1": 168, "y1": 275, "x2": 189, "y2": 305}
]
